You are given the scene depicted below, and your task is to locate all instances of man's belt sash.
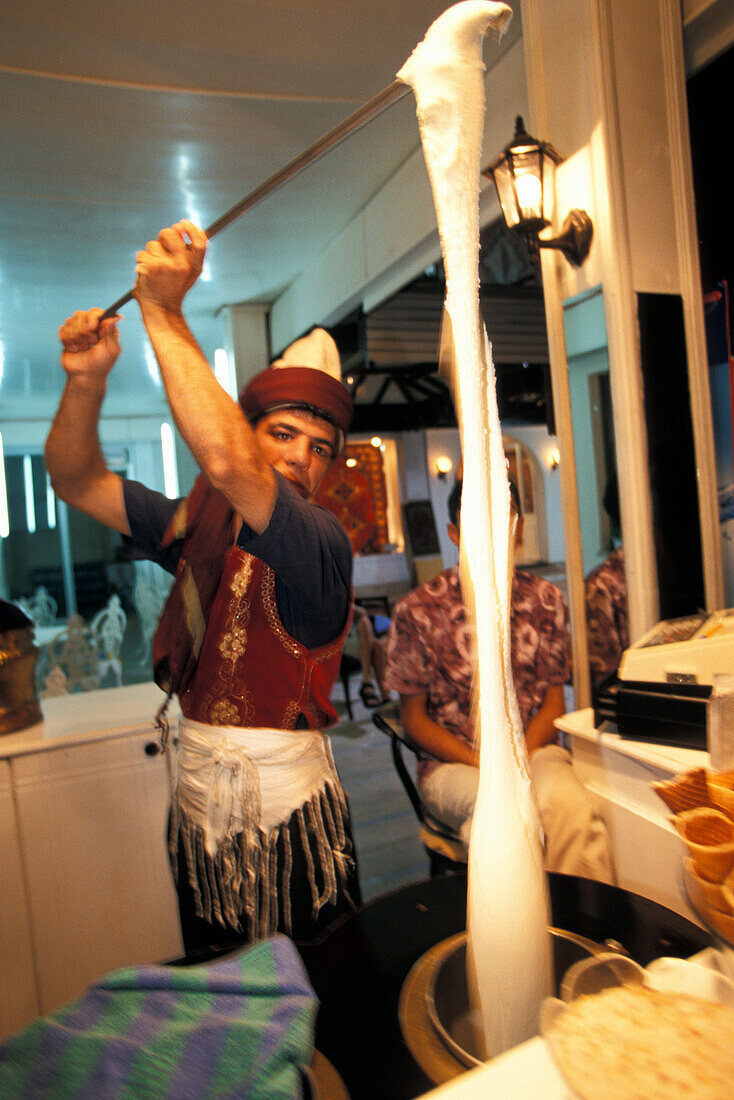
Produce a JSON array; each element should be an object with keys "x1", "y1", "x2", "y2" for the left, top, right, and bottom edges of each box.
[{"x1": 171, "y1": 719, "x2": 353, "y2": 938}]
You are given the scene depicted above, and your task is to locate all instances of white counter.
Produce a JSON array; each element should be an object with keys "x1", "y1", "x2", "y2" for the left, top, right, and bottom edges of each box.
[
  {"x1": 0, "y1": 681, "x2": 174, "y2": 759},
  {"x1": 0, "y1": 681, "x2": 182, "y2": 1039},
  {"x1": 557, "y1": 706, "x2": 707, "y2": 772},
  {"x1": 557, "y1": 708, "x2": 706, "y2": 923},
  {"x1": 423, "y1": 1037, "x2": 571, "y2": 1098}
]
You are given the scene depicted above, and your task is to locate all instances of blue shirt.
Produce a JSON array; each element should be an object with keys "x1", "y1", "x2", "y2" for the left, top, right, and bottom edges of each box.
[{"x1": 122, "y1": 471, "x2": 352, "y2": 649}]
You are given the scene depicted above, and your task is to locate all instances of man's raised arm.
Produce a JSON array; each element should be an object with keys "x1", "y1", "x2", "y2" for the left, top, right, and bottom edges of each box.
[
  {"x1": 134, "y1": 220, "x2": 277, "y2": 533},
  {"x1": 45, "y1": 309, "x2": 130, "y2": 535}
]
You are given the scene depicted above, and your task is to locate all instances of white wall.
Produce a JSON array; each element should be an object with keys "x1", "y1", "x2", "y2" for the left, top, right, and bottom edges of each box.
[
  {"x1": 411, "y1": 423, "x2": 564, "y2": 573},
  {"x1": 425, "y1": 428, "x2": 463, "y2": 570},
  {"x1": 501, "y1": 422, "x2": 565, "y2": 564}
]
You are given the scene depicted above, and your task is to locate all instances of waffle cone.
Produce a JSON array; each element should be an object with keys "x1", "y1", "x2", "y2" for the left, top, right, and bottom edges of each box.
[
  {"x1": 684, "y1": 858, "x2": 732, "y2": 914},
  {"x1": 653, "y1": 768, "x2": 711, "y2": 814},
  {"x1": 722, "y1": 867, "x2": 734, "y2": 914},
  {"x1": 707, "y1": 771, "x2": 734, "y2": 820},
  {"x1": 673, "y1": 807, "x2": 734, "y2": 882},
  {"x1": 707, "y1": 906, "x2": 734, "y2": 943}
]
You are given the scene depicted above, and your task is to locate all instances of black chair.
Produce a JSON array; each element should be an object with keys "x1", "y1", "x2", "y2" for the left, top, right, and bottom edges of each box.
[
  {"x1": 372, "y1": 707, "x2": 468, "y2": 877},
  {"x1": 339, "y1": 652, "x2": 362, "y2": 720},
  {"x1": 338, "y1": 596, "x2": 392, "y2": 720}
]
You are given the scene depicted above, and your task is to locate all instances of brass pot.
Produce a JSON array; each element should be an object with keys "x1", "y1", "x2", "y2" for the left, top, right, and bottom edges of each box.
[
  {"x1": 399, "y1": 926, "x2": 614, "y2": 1083},
  {"x1": 0, "y1": 603, "x2": 42, "y2": 735}
]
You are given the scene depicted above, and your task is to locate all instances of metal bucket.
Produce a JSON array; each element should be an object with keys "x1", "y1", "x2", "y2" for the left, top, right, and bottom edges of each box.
[
  {"x1": 0, "y1": 602, "x2": 42, "y2": 735},
  {"x1": 426, "y1": 927, "x2": 609, "y2": 1069}
]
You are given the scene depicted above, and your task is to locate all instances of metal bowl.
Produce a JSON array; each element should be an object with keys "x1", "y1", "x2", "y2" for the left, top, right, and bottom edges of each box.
[{"x1": 426, "y1": 927, "x2": 609, "y2": 1069}]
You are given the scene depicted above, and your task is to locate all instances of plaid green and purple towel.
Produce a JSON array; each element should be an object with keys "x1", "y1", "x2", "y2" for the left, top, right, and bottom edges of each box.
[{"x1": 0, "y1": 935, "x2": 317, "y2": 1099}]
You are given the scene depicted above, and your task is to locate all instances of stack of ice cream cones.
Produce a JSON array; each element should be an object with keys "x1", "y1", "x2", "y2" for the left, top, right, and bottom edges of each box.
[{"x1": 654, "y1": 768, "x2": 734, "y2": 941}]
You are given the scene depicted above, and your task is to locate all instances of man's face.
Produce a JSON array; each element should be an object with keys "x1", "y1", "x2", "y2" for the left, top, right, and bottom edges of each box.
[{"x1": 254, "y1": 409, "x2": 337, "y2": 498}]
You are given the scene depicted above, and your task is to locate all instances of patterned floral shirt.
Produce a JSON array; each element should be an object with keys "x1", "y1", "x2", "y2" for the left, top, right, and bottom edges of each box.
[
  {"x1": 384, "y1": 565, "x2": 570, "y2": 778},
  {"x1": 585, "y1": 547, "x2": 628, "y2": 686}
]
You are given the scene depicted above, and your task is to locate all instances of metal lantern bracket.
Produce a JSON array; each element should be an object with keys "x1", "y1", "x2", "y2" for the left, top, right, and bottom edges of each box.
[{"x1": 534, "y1": 208, "x2": 594, "y2": 268}]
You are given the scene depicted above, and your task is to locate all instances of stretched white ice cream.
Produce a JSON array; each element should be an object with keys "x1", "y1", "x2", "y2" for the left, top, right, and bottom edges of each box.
[{"x1": 398, "y1": 0, "x2": 554, "y2": 1058}]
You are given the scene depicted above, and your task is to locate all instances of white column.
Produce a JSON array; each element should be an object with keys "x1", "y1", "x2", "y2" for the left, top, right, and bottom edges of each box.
[
  {"x1": 56, "y1": 499, "x2": 76, "y2": 617},
  {"x1": 0, "y1": 540, "x2": 7, "y2": 600},
  {"x1": 220, "y1": 303, "x2": 271, "y2": 393}
]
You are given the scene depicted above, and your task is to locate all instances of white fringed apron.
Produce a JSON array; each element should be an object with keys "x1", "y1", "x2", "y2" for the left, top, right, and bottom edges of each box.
[{"x1": 169, "y1": 717, "x2": 353, "y2": 940}]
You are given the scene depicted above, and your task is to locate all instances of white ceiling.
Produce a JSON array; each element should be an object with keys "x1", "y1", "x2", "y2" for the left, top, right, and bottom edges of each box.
[{"x1": 0, "y1": 0, "x2": 522, "y2": 415}]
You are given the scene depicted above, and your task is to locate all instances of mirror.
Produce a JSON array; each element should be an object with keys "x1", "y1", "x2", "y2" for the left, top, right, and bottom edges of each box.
[{"x1": 564, "y1": 288, "x2": 628, "y2": 694}]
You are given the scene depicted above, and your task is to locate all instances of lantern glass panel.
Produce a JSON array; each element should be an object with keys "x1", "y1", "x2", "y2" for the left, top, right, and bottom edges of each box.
[
  {"x1": 511, "y1": 148, "x2": 544, "y2": 224},
  {"x1": 492, "y1": 160, "x2": 521, "y2": 228},
  {"x1": 540, "y1": 152, "x2": 557, "y2": 226}
]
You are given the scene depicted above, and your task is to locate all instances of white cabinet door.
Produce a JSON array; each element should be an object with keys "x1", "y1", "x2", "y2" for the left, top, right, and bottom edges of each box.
[
  {"x1": 13, "y1": 730, "x2": 183, "y2": 1016},
  {"x1": 0, "y1": 758, "x2": 38, "y2": 1039}
]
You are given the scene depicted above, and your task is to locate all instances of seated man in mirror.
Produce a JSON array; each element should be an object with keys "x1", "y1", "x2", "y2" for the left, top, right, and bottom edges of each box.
[
  {"x1": 585, "y1": 472, "x2": 628, "y2": 689},
  {"x1": 384, "y1": 479, "x2": 614, "y2": 882},
  {"x1": 45, "y1": 220, "x2": 361, "y2": 955}
]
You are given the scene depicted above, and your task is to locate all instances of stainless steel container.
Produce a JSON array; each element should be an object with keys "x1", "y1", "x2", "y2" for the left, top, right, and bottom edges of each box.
[
  {"x1": 0, "y1": 601, "x2": 42, "y2": 735},
  {"x1": 427, "y1": 927, "x2": 609, "y2": 1068}
]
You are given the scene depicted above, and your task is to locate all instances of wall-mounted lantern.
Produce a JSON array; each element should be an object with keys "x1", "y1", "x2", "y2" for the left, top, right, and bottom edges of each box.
[{"x1": 483, "y1": 116, "x2": 593, "y2": 267}]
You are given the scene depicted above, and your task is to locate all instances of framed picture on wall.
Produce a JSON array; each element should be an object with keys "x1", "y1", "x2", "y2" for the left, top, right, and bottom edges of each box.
[{"x1": 403, "y1": 499, "x2": 440, "y2": 557}]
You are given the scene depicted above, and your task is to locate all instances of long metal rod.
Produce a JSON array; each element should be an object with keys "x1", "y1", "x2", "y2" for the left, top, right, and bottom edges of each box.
[{"x1": 102, "y1": 78, "x2": 412, "y2": 319}]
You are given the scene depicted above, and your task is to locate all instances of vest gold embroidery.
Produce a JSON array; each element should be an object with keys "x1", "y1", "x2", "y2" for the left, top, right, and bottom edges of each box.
[
  {"x1": 261, "y1": 565, "x2": 303, "y2": 658},
  {"x1": 210, "y1": 698, "x2": 245, "y2": 726},
  {"x1": 205, "y1": 554, "x2": 255, "y2": 724},
  {"x1": 189, "y1": 546, "x2": 345, "y2": 731}
]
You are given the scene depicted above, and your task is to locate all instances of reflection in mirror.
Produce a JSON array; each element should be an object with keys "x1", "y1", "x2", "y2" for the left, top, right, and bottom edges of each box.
[
  {"x1": 707, "y1": 285, "x2": 734, "y2": 605},
  {"x1": 3, "y1": 438, "x2": 174, "y2": 692},
  {"x1": 584, "y1": 474, "x2": 629, "y2": 692},
  {"x1": 504, "y1": 434, "x2": 548, "y2": 566},
  {"x1": 564, "y1": 287, "x2": 628, "y2": 692}
]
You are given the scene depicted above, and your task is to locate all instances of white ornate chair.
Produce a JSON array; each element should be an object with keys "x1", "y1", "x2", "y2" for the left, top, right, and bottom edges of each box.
[
  {"x1": 91, "y1": 595, "x2": 127, "y2": 687},
  {"x1": 133, "y1": 563, "x2": 170, "y2": 661},
  {"x1": 41, "y1": 665, "x2": 68, "y2": 698},
  {"x1": 45, "y1": 614, "x2": 100, "y2": 693},
  {"x1": 18, "y1": 586, "x2": 58, "y2": 626}
]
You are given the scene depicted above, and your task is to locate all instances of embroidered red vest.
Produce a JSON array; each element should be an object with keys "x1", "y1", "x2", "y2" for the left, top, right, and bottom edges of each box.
[{"x1": 178, "y1": 545, "x2": 349, "y2": 729}]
